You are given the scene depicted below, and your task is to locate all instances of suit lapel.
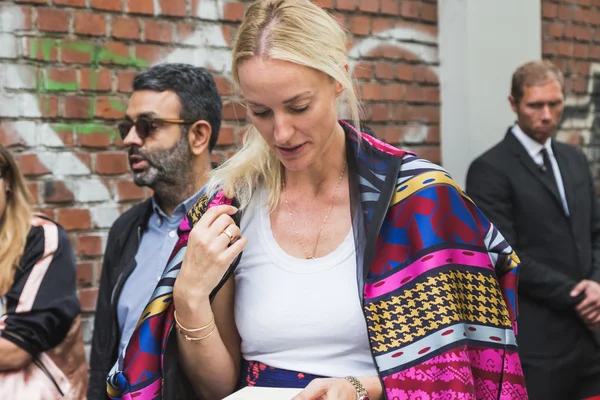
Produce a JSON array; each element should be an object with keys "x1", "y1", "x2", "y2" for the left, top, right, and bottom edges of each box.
[{"x1": 505, "y1": 130, "x2": 564, "y2": 212}]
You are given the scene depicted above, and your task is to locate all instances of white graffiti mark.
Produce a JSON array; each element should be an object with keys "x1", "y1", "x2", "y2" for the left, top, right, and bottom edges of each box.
[
  {"x1": 0, "y1": 1, "x2": 440, "y2": 227},
  {"x1": 558, "y1": 63, "x2": 600, "y2": 149}
]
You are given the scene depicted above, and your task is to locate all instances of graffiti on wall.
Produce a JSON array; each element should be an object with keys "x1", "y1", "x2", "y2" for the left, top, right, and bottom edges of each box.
[
  {"x1": 560, "y1": 63, "x2": 600, "y2": 168},
  {"x1": 0, "y1": 1, "x2": 439, "y2": 229}
]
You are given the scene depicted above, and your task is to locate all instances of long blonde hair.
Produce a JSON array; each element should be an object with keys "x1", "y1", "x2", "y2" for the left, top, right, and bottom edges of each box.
[
  {"x1": 0, "y1": 145, "x2": 32, "y2": 294},
  {"x1": 209, "y1": 0, "x2": 361, "y2": 210}
]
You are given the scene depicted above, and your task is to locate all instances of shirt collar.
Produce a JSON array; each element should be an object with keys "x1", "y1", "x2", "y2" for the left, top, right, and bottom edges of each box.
[
  {"x1": 511, "y1": 123, "x2": 553, "y2": 158},
  {"x1": 151, "y1": 185, "x2": 206, "y2": 222}
]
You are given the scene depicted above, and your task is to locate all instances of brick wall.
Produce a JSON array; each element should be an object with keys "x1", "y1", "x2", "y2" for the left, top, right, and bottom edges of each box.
[
  {"x1": 542, "y1": 0, "x2": 600, "y2": 188},
  {"x1": 0, "y1": 0, "x2": 439, "y2": 355}
]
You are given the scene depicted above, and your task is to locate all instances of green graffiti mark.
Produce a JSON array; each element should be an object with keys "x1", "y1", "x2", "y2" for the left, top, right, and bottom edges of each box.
[
  {"x1": 52, "y1": 123, "x2": 118, "y2": 138},
  {"x1": 29, "y1": 38, "x2": 60, "y2": 61},
  {"x1": 109, "y1": 98, "x2": 127, "y2": 113},
  {"x1": 44, "y1": 78, "x2": 77, "y2": 92},
  {"x1": 30, "y1": 40, "x2": 145, "y2": 138}
]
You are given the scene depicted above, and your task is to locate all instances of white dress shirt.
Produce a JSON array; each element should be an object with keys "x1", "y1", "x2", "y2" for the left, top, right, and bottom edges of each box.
[{"x1": 511, "y1": 124, "x2": 569, "y2": 215}]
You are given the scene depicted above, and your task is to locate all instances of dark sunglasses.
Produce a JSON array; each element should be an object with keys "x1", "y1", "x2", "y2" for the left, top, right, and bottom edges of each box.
[{"x1": 117, "y1": 117, "x2": 196, "y2": 141}]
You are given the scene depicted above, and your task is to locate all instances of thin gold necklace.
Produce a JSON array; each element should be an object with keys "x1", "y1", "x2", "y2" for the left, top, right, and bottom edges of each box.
[{"x1": 282, "y1": 161, "x2": 347, "y2": 260}]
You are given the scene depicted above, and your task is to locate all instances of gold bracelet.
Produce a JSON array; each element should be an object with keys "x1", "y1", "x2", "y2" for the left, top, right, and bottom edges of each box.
[
  {"x1": 181, "y1": 323, "x2": 217, "y2": 342},
  {"x1": 174, "y1": 309, "x2": 214, "y2": 333}
]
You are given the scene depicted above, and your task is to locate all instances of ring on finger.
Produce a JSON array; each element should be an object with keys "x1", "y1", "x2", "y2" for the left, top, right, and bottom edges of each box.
[{"x1": 222, "y1": 227, "x2": 235, "y2": 242}]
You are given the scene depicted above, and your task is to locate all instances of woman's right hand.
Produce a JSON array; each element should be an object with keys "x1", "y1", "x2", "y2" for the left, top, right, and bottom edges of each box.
[{"x1": 174, "y1": 205, "x2": 247, "y2": 304}]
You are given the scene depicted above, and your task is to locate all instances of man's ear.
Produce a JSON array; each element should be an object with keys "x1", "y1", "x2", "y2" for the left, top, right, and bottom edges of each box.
[
  {"x1": 188, "y1": 120, "x2": 212, "y2": 156},
  {"x1": 508, "y1": 95, "x2": 519, "y2": 113}
]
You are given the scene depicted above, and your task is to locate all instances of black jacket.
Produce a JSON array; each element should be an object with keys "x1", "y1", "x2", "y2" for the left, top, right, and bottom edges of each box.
[
  {"x1": 466, "y1": 128, "x2": 600, "y2": 357},
  {"x1": 87, "y1": 198, "x2": 153, "y2": 400}
]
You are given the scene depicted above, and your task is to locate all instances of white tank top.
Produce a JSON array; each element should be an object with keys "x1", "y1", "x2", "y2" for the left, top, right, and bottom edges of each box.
[{"x1": 234, "y1": 189, "x2": 377, "y2": 377}]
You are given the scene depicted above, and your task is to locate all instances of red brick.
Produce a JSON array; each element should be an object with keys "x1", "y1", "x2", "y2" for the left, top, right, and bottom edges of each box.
[
  {"x1": 159, "y1": 0, "x2": 186, "y2": 16},
  {"x1": 370, "y1": 104, "x2": 390, "y2": 121},
  {"x1": 78, "y1": 132, "x2": 112, "y2": 148},
  {"x1": 557, "y1": 5, "x2": 572, "y2": 20},
  {"x1": 574, "y1": 43, "x2": 588, "y2": 59},
  {"x1": 353, "y1": 62, "x2": 373, "y2": 79},
  {"x1": 95, "y1": 152, "x2": 128, "y2": 175},
  {"x1": 74, "y1": 12, "x2": 106, "y2": 36},
  {"x1": 144, "y1": 21, "x2": 173, "y2": 43},
  {"x1": 76, "y1": 153, "x2": 92, "y2": 170},
  {"x1": 40, "y1": 95, "x2": 59, "y2": 118},
  {"x1": 214, "y1": 76, "x2": 233, "y2": 96},
  {"x1": 135, "y1": 44, "x2": 163, "y2": 65},
  {"x1": 383, "y1": 84, "x2": 405, "y2": 101},
  {"x1": 115, "y1": 180, "x2": 146, "y2": 202},
  {"x1": 381, "y1": 0, "x2": 398, "y2": 15},
  {"x1": 542, "y1": 2, "x2": 558, "y2": 18},
  {"x1": 63, "y1": 96, "x2": 91, "y2": 119},
  {"x1": 46, "y1": 68, "x2": 76, "y2": 91},
  {"x1": 336, "y1": 0, "x2": 356, "y2": 11},
  {"x1": 127, "y1": 0, "x2": 154, "y2": 15},
  {"x1": 77, "y1": 235, "x2": 104, "y2": 257},
  {"x1": 78, "y1": 288, "x2": 98, "y2": 312},
  {"x1": 177, "y1": 21, "x2": 195, "y2": 41},
  {"x1": 359, "y1": 0, "x2": 379, "y2": 12},
  {"x1": 54, "y1": 0, "x2": 85, "y2": 6},
  {"x1": 406, "y1": 86, "x2": 426, "y2": 103},
  {"x1": 217, "y1": 125, "x2": 235, "y2": 146},
  {"x1": 99, "y1": 42, "x2": 129, "y2": 65},
  {"x1": 26, "y1": 182, "x2": 38, "y2": 205},
  {"x1": 37, "y1": 7, "x2": 69, "y2": 33},
  {"x1": 542, "y1": 41, "x2": 556, "y2": 56},
  {"x1": 427, "y1": 126, "x2": 440, "y2": 144},
  {"x1": 37, "y1": 208, "x2": 55, "y2": 220},
  {"x1": 421, "y1": 3, "x2": 437, "y2": 22},
  {"x1": 361, "y1": 83, "x2": 383, "y2": 100},
  {"x1": 62, "y1": 40, "x2": 93, "y2": 64},
  {"x1": 222, "y1": 102, "x2": 248, "y2": 121},
  {"x1": 410, "y1": 146, "x2": 440, "y2": 163},
  {"x1": 372, "y1": 17, "x2": 393, "y2": 34},
  {"x1": 117, "y1": 70, "x2": 136, "y2": 93},
  {"x1": 18, "y1": 154, "x2": 50, "y2": 177},
  {"x1": 80, "y1": 68, "x2": 112, "y2": 92},
  {"x1": 313, "y1": 0, "x2": 334, "y2": 8},
  {"x1": 411, "y1": 106, "x2": 440, "y2": 124},
  {"x1": 223, "y1": 2, "x2": 245, "y2": 22},
  {"x1": 400, "y1": 0, "x2": 419, "y2": 19},
  {"x1": 112, "y1": 17, "x2": 141, "y2": 39},
  {"x1": 58, "y1": 208, "x2": 91, "y2": 230},
  {"x1": 350, "y1": 16, "x2": 370, "y2": 36},
  {"x1": 396, "y1": 64, "x2": 415, "y2": 81},
  {"x1": 558, "y1": 41, "x2": 573, "y2": 56},
  {"x1": 414, "y1": 66, "x2": 439, "y2": 83},
  {"x1": 546, "y1": 22, "x2": 564, "y2": 38},
  {"x1": 91, "y1": 0, "x2": 121, "y2": 12},
  {"x1": 44, "y1": 180, "x2": 75, "y2": 203},
  {"x1": 375, "y1": 62, "x2": 394, "y2": 80},
  {"x1": 96, "y1": 96, "x2": 125, "y2": 119},
  {"x1": 76, "y1": 262, "x2": 94, "y2": 287}
]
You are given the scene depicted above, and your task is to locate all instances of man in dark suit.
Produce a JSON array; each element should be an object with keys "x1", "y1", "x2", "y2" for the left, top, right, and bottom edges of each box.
[{"x1": 466, "y1": 60, "x2": 600, "y2": 400}]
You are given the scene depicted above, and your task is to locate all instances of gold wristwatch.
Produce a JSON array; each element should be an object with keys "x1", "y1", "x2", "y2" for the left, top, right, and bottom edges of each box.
[{"x1": 343, "y1": 376, "x2": 370, "y2": 400}]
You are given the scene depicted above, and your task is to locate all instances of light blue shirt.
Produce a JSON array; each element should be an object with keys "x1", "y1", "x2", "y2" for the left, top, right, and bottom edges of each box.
[{"x1": 117, "y1": 187, "x2": 205, "y2": 356}]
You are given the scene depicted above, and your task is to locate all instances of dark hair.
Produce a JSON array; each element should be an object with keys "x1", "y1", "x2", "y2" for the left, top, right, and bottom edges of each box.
[
  {"x1": 511, "y1": 60, "x2": 565, "y2": 104},
  {"x1": 133, "y1": 63, "x2": 222, "y2": 152}
]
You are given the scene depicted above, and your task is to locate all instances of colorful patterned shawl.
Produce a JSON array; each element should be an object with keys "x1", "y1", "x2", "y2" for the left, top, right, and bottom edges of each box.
[{"x1": 106, "y1": 121, "x2": 527, "y2": 399}]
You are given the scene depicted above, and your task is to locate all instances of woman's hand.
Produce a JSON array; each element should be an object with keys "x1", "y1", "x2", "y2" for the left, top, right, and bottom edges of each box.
[
  {"x1": 292, "y1": 378, "x2": 358, "y2": 400},
  {"x1": 174, "y1": 205, "x2": 247, "y2": 304}
]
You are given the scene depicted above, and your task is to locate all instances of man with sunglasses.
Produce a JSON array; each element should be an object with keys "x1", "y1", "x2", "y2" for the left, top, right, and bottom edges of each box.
[{"x1": 87, "y1": 63, "x2": 222, "y2": 399}]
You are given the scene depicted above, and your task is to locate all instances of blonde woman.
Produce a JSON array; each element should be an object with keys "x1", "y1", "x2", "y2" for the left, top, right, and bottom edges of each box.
[
  {"x1": 109, "y1": 1, "x2": 527, "y2": 399},
  {"x1": 0, "y1": 145, "x2": 87, "y2": 399}
]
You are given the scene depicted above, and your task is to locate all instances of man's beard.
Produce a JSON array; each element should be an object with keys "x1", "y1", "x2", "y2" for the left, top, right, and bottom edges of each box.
[{"x1": 129, "y1": 134, "x2": 194, "y2": 197}]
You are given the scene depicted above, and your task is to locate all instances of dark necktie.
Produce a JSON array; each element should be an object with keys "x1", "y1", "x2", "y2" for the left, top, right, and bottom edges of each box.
[{"x1": 540, "y1": 148, "x2": 558, "y2": 191}]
